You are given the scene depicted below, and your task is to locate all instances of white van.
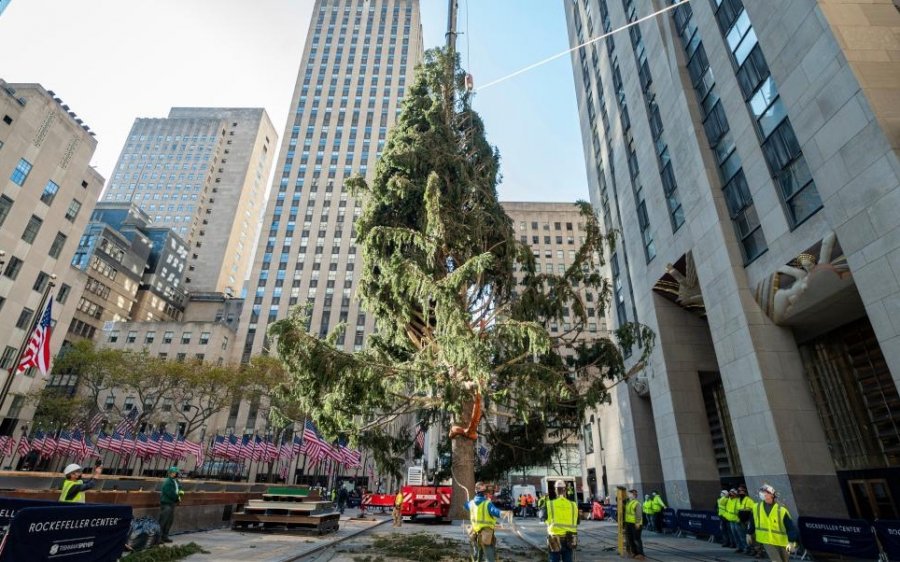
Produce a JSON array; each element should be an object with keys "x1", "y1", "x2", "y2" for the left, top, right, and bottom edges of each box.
[{"x1": 511, "y1": 484, "x2": 537, "y2": 517}]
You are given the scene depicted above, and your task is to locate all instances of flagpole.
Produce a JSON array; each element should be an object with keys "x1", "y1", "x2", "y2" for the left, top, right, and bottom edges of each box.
[{"x1": 0, "y1": 276, "x2": 56, "y2": 421}]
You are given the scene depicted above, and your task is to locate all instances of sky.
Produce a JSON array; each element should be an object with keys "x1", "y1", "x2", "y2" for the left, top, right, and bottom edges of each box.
[{"x1": 0, "y1": 0, "x2": 589, "y2": 203}]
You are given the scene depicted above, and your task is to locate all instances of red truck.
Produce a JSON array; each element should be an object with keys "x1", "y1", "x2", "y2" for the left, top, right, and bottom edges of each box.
[{"x1": 399, "y1": 485, "x2": 452, "y2": 521}]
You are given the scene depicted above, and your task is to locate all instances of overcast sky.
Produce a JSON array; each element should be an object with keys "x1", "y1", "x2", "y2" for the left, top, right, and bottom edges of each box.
[{"x1": 0, "y1": 0, "x2": 589, "y2": 203}]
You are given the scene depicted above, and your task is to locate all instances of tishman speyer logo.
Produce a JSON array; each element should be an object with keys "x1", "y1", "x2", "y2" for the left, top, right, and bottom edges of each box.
[{"x1": 48, "y1": 539, "x2": 95, "y2": 557}]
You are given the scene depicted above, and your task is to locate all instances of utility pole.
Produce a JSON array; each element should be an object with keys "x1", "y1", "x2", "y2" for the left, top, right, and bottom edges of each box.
[{"x1": 445, "y1": 0, "x2": 459, "y2": 53}]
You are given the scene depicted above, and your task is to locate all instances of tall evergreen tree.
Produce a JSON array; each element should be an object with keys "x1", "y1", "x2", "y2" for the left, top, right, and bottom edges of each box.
[{"x1": 269, "y1": 48, "x2": 652, "y2": 518}]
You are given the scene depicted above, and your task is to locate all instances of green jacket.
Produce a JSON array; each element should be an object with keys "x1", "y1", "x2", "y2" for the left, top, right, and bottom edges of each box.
[{"x1": 161, "y1": 477, "x2": 181, "y2": 505}]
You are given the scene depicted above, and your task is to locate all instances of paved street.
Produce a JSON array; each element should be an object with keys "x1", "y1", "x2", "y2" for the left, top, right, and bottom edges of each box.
[{"x1": 171, "y1": 509, "x2": 772, "y2": 561}]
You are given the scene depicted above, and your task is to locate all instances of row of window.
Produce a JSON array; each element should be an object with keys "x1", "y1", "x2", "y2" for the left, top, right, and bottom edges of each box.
[
  {"x1": 672, "y1": 1, "x2": 766, "y2": 264},
  {"x1": 108, "y1": 329, "x2": 215, "y2": 346}
]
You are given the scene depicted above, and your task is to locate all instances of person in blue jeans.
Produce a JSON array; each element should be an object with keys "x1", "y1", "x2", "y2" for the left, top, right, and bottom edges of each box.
[{"x1": 464, "y1": 482, "x2": 509, "y2": 562}]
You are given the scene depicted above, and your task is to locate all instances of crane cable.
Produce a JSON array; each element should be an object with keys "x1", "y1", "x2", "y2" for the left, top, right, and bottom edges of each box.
[{"x1": 475, "y1": 0, "x2": 690, "y2": 93}]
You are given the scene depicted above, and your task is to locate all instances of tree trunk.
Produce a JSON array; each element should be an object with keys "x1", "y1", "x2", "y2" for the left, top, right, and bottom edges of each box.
[{"x1": 449, "y1": 395, "x2": 477, "y2": 520}]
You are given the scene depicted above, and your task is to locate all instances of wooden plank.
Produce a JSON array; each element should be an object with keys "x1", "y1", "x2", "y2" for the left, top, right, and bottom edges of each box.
[{"x1": 232, "y1": 513, "x2": 339, "y2": 525}]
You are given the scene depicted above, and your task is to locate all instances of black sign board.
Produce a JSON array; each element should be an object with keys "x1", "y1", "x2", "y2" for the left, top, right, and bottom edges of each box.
[{"x1": 798, "y1": 516, "x2": 879, "y2": 559}]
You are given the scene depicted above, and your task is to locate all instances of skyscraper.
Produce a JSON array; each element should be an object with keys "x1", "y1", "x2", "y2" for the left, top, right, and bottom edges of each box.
[
  {"x1": 237, "y1": 0, "x2": 424, "y2": 386},
  {"x1": 102, "y1": 108, "x2": 276, "y2": 295},
  {"x1": 565, "y1": 0, "x2": 900, "y2": 518}
]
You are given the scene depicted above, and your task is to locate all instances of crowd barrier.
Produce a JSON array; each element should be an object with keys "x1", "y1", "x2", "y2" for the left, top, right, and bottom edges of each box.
[
  {"x1": 615, "y1": 507, "x2": 899, "y2": 561},
  {"x1": 0, "y1": 497, "x2": 131, "y2": 561}
]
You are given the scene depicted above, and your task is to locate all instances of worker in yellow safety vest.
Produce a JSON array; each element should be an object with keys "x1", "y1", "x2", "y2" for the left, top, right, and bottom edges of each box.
[
  {"x1": 542, "y1": 480, "x2": 580, "y2": 562},
  {"x1": 750, "y1": 484, "x2": 799, "y2": 562},
  {"x1": 717, "y1": 490, "x2": 734, "y2": 547},
  {"x1": 393, "y1": 490, "x2": 403, "y2": 527},
  {"x1": 59, "y1": 462, "x2": 102, "y2": 503},
  {"x1": 465, "y1": 481, "x2": 510, "y2": 562},
  {"x1": 642, "y1": 494, "x2": 654, "y2": 531},
  {"x1": 650, "y1": 492, "x2": 666, "y2": 533},
  {"x1": 622, "y1": 488, "x2": 645, "y2": 560}
]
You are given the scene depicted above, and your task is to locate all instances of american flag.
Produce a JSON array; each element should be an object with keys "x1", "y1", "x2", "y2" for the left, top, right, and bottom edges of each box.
[
  {"x1": 16, "y1": 435, "x2": 31, "y2": 458},
  {"x1": 212, "y1": 435, "x2": 228, "y2": 458},
  {"x1": 114, "y1": 408, "x2": 140, "y2": 436},
  {"x1": 0, "y1": 436, "x2": 13, "y2": 458},
  {"x1": 264, "y1": 437, "x2": 278, "y2": 463},
  {"x1": 300, "y1": 421, "x2": 328, "y2": 466},
  {"x1": 82, "y1": 435, "x2": 100, "y2": 458},
  {"x1": 250, "y1": 436, "x2": 264, "y2": 462},
  {"x1": 225, "y1": 434, "x2": 240, "y2": 460},
  {"x1": 32, "y1": 431, "x2": 57, "y2": 458},
  {"x1": 88, "y1": 412, "x2": 106, "y2": 434},
  {"x1": 279, "y1": 460, "x2": 290, "y2": 481},
  {"x1": 159, "y1": 433, "x2": 178, "y2": 459},
  {"x1": 338, "y1": 440, "x2": 361, "y2": 468},
  {"x1": 15, "y1": 297, "x2": 53, "y2": 376},
  {"x1": 414, "y1": 425, "x2": 426, "y2": 452},
  {"x1": 181, "y1": 437, "x2": 203, "y2": 467},
  {"x1": 135, "y1": 433, "x2": 154, "y2": 459}
]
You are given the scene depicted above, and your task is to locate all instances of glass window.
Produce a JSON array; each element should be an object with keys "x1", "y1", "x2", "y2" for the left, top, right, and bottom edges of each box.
[
  {"x1": 0, "y1": 195, "x2": 12, "y2": 227},
  {"x1": 126, "y1": 331, "x2": 137, "y2": 343},
  {"x1": 16, "y1": 307, "x2": 34, "y2": 329},
  {"x1": 4, "y1": 256, "x2": 23, "y2": 280},
  {"x1": 57, "y1": 283, "x2": 71, "y2": 304},
  {"x1": 163, "y1": 331, "x2": 174, "y2": 344},
  {"x1": 10, "y1": 158, "x2": 32, "y2": 186},
  {"x1": 21, "y1": 215, "x2": 43, "y2": 243},
  {"x1": 199, "y1": 332, "x2": 211, "y2": 345},
  {"x1": 181, "y1": 331, "x2": 192, "y2": 344},
  {"x1": 48, "y1": 232, "x2": 67, "y2": 258},
  {"x1": 41, "y1": 180, "x2": 60, "y2": 204},
  {"x1": 65, "y1": 199, "x2": 82, "y2": 222}
]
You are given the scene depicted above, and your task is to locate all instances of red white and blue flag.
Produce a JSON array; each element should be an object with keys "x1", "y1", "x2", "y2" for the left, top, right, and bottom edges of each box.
[
  {"x1": 301, "y1": 420, "x2": 328, "y2": 466},
  {"x1": 15, "y1": 297, "x2": 53, "y2": 376}
]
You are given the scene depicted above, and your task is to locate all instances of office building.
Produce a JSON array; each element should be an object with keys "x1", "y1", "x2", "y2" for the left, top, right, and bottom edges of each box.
[
  {"x1": 565, "y1": 0, "x2": 900, "y2": 518},
  {"x1": 0, "y1": 81, "x2": 104, "y2": 429},
  {"x1": 68, "y1": 202, "x2": 188, "y2": 344},
  {"x1": 501, "y1": 201, "x2": 618, "y2": 496},
  {"x1": 102, "y1": 108, "x2": 276, "y2": 295}
]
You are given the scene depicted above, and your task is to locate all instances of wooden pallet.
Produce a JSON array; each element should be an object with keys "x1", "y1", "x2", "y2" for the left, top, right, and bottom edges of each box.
[{"x1": 232, "y1": 498, "x2": 340, "y2": 534}]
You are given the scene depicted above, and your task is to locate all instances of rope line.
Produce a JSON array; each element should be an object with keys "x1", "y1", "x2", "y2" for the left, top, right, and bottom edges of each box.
[{"x1": 475, "y1": 0, "x2": 690, "y2": 92}]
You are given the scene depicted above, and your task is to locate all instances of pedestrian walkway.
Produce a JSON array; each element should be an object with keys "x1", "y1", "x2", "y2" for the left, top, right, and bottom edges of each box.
[{"x1": 169, "y1": 509, "x2": 775, "y2": 561}]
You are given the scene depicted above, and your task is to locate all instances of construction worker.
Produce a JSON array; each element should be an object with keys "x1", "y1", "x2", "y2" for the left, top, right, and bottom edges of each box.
[
  {"x1": 750, "y1": 484, "x2": 799, "y2": 562},
  {"x1": 735, "y1": 486, "x2": 756, "y2": 554},
  {"x1": 537, "y1": 492, "x2": 547, "y2": 520},
  {"x1": 717, "y1": 490, "x2": 734, "y2": 547},
  {"x1": 623, "y1": 488, "x2": 645, "y2": 560},
  {"x1": 159, "y1": 466, "x2": 183, "y2": 543},
  {"x1": 642, "y1": 494, "x2": 654, "y2": 531},
  {"x1": 651, "y1": 491, "x2": 666, "y2": 533},
  {"x1": 465, "y1": 482, "x2": 509, "y2": 562},
  {"x1": 393, "y1": 490, "x2": 403, "y2": 527},
  {"x1": 722, "y1": 489, "x2": 746, "y2": 553},
  {"x1": 542, "y1": 480, "x2": 579, "y2": 562},
  {"x1": 59, "y1": 462, "x2": 102, "y2": 503},
  {"x1": 519, "y1": 492, "x2": 528, "y2": 517}
]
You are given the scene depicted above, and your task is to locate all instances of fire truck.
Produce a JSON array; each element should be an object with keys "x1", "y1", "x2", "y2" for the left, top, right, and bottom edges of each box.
[{"x1": 398, "y1": 466, "x2": 452, "y2": 521}]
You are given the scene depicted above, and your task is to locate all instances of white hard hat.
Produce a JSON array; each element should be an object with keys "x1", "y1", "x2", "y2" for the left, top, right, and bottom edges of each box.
[
  {"x1": 554, "y1": 480, "x2": 567, "y2": 489},
  {"x1": 63, "y1": 463, "x2": 82, "y2": 476}
]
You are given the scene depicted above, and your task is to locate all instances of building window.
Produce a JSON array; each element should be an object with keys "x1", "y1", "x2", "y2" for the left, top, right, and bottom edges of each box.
[
  {"x1": 181, "y1": 332, "x2": 192, "y2": 344},
  {"x1": 583, "y1": 422, "x2": 594, "y2": 454},
  {"x1": 105, "y1": 395, "x2": 115, "y2": 411},
  {"x1": 124, "y1": 397, "x2": 135, "y2": 411},
  {"x1": 199, "y1": 332, "x2": 210, "y2": 345},
  {"x1": 16, "y1": 308, "x2": 34, "y2": 329},
  {"x1": 4, "y1": 256, "x2": 23, "y2": 280},
  {"x1": 176, "y1": 352, "x2": 187, "y2": 362},
  {"x1": 10, "y1": 158, "x2": 32, "y2": 186},
  {"x1": 32, "y1": 271, "x2": 50, "y2": 292},
  {"x1": 0, "y1": 346, "x2": 16, "y2": 369},
  {"x1": 41, "y1": 180, "x2": 60, "y2": 204},
  {"x1": 0, "y1": 195, "x2": 12, "y2": 227},
  {"x1": 48, "y1": 232, "x2": 67, "y2": 259},
  {"x1": 108, "y1": 330, "x2": 120, "y2": 343},
  {"x1": 145, "y1": 331, "x2": 156, "y2": 344},
  {"x1": 126, "y1": 330, "x2": 137, "y2": 343},
  {"x1": 21, "y1": 215, "x2": 43, "y2": 243},
  {"x1": 57, "y1": 283, "x2": 71, "y2": 304},
  {"x1": 163, "y1": 331, "x2": 174, "y2": 344},
  {"x1": 64, "y1": 199, "x2": 82, "y2": 222}
]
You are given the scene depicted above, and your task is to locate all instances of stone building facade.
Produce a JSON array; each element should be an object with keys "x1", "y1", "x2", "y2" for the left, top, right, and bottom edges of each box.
[
  {"x1": 0, "y1": 81, "x2": 104, "y2": 430},
  {"x1": 565, "y1": 0, "x2": 900, "y2": 519}
]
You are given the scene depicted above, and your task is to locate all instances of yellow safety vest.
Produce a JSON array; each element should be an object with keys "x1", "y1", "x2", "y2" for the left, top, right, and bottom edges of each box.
[
  {"x1": 625, "y1": 498, "x2": 639, "y2": 524},
  {"x1": 652, "y1": 496, "x2": 666, "y2": 512},
  {"x1": 470, "y1": 499, "x2": 496, "y2": 533},
  {"x1": 547, "y1": 497, "x2": 578, "y2": 536},
  {"x1": 395, "y1": 493, "x2": 403, "y2": 507},
  {"x1": 59, "y1": 479, "x2": 86, "y2": 503},
  {"x1": 717, "y1": 496, "x2": 728, "y2": 517},
  {"x1": 722, "y1": 497, "x2": 739, "y2": 522},
  {"x1": 753, "y1": 503, "x2": 790, "y2": 547}
]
